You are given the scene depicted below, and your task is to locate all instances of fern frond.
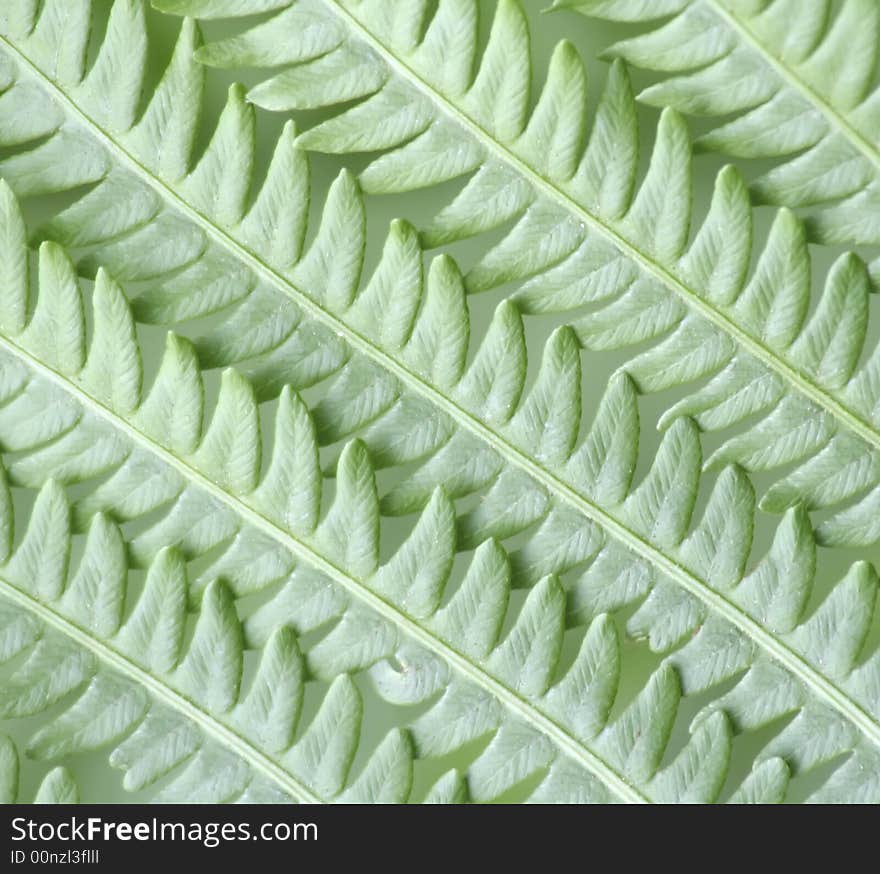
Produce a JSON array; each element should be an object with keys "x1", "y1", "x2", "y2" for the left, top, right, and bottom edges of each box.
[
  {"x1": 123, "y1": 0, "x2": 880, "y2": 545},
  {"x1": 553, "y1": 0, "x2": 880, "y2": 267},
  {"x1": 0, "y1": 481, "x2": 414, "y2": 803},
  {"x1": 3, "y1": 183, "x2": 880, "y2": 801},
  {"x1": 0, "y1": 189, "x2": 683, "y2": 803},
  {"x1": 1, "y1": 0, "x2": 879, "y2": 803}
]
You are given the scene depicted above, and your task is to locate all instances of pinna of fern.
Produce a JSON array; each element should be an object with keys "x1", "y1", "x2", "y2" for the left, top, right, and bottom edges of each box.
[
  {"x1": 0, "y1": 0, "x2": 879, "y2": 803},
  {"x1": 0, "y1": 0, "x2": 877, "y2": 678},
  {"x1": 0, "y1": 0, "x2": 877, "y2": 561},
  {"x1": 0, "y1": 181, "x2": 879, "y2": 803},
  {"x1": 0, "y1": 192, "x2": 715, "y2": 804},
  {"x1": 138, "y1": 0, "x2": 880, "y2": 549}
]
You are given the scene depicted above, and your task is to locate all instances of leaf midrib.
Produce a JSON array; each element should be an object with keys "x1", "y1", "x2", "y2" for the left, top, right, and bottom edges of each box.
[
  {"x1": 0, "y1": 332, "x2": 647, "y2": 805},
  {"x1": 705, "y1": 0, "x2": 880, "y2": 174},
  {"x1": 2, "y1": 23, "x2": 878, "y2": 781},
  {"x1": 0, "y1": 574, "x2": 322, "y2": 804},
  {"x1": 323, "y1": 0, "x2": 880, "y2": 455}
]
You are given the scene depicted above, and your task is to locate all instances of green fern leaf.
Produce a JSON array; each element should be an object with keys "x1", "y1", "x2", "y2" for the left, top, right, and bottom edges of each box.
[
  {"x1": 0, "y1": 0, "x2": 878, "y2": 805},
  {"x1": 0, "y1": 193, "x2": 876, "y2": 801},
  {"x1": 134, "y1": 0, "x2": 880, "y2": 547}
]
